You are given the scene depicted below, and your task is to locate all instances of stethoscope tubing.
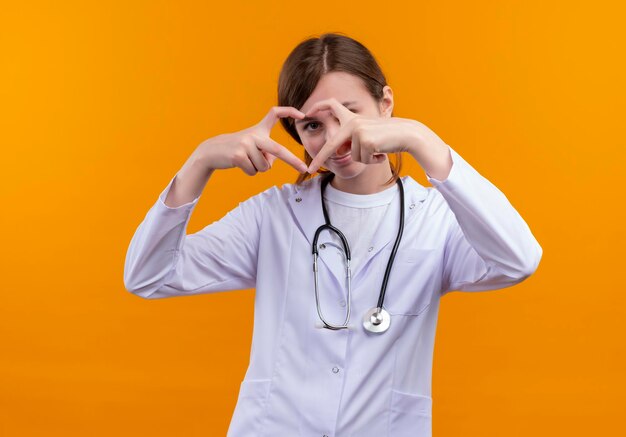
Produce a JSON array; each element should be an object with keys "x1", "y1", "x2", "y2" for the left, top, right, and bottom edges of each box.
[{"x1": 311, "y1": 173, "x2": 404, "y2": 333}]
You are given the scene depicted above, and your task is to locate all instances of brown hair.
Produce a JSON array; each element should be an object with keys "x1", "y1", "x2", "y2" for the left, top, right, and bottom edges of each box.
[{"x1": 277, "y1": 32, "x2": 402, "y2": 186}]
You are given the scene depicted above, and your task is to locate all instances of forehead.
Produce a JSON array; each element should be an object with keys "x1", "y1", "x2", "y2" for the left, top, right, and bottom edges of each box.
[{"x1": 298, "y1": 71, "x2": 373, "y2": 113}]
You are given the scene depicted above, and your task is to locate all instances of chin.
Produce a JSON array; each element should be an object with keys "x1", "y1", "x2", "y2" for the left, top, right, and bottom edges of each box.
[{"x1": 328, "y1": 161, "x2": 368, "y2": 179}]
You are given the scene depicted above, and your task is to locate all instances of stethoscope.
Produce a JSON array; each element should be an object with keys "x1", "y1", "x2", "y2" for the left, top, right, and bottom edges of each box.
[{"x1": 311, "y1": 173, "x2": 405, "y2": 334}]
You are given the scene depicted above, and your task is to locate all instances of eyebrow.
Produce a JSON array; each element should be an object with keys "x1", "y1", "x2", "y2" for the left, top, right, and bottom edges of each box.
[{"x1": 295, "y1": 101, "x2": 358, "y2": 125}]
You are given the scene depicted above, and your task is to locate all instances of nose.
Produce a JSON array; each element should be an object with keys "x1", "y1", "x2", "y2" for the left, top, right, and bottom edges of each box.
[
  {"x1": 313, "y1": 110, "x2": 347, "y2": 157},
  {"x1": 324, "y1": 118, "x2": 351, "y2": 156},
  {"x1": 324, "y1": 117, "x2": 341, "y2": 146}
]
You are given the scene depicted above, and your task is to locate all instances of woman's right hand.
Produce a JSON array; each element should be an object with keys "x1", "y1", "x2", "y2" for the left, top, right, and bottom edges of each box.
[{"x1": 196, "y1": 106, "x2": 308, "y2": 175}]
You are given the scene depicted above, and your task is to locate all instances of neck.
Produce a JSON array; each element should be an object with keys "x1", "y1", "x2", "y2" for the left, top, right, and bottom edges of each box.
[{"x1": 329, "y1": 162, "x2": 395, "y2": 194}]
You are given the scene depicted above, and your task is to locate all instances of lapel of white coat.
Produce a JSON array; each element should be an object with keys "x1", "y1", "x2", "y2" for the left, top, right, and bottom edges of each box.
[
  {"x1": 351, "y1": 176, "x2": 429, "y2": 283},
  {"x1": 287, "y1": 175, "x2": 346, "y2": 289},
  {"x1": 286, "y1": 175, "x2": 429, "y2": 288}
]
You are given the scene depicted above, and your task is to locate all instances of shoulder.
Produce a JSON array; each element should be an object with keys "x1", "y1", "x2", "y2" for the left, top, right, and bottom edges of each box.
[
  {"x1": 400, "y1": 174, "x2": 452, "y2": 219},
  {"x1": 269, "y1": 175, "x2": 321, "y2": 206},
  {"x1": 278, "y1": 175, "x2": 320, "y2": 196},
  {"x1": 399, "y1": 174, "x2": 433, "y2": 204},
  {"x1": 241, "y1": 176, "x2": 321, "y2": 209}
]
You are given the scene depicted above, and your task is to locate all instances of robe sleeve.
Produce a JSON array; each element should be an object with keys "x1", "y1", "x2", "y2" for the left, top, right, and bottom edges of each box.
[
  {"x1": 123, "y1": 174, "x2": 268, "y2": 299},
  {"x1": 426, "y1": 145, "x2": 543, "y2": 295}
]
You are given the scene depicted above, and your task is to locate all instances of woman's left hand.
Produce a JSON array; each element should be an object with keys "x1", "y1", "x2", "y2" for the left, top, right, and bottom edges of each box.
[{"x1": 305, "y1": 98, "x2": 447, "y2": 174}]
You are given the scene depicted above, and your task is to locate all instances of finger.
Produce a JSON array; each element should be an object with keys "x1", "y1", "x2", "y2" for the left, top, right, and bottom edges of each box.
[
  {"x1": 235, "y1": 154, "x2": 258, "y2": 176},
  {"x1": 359, "y1": 146, "x2": 385, "y2": 165},
  {"x1": 305, "y1": 98, "x2": 355, "y2": 125},
  {"x1": 370, "y1": 153, "x2": 387, "y2": 164},
  {"x1": 262, "y1": 151, "x2": 277, "y2": 168},
  {"x1": 247, "y1": 145, "x2": 272, "y2": 172},
  {"x1": 308, "y1": 123, "x2": 353, "y2": 173},
  {"x1": 353, "y1": 136, "x2": 375, "y2": 165},
  {"x1": 259, "y1": 106, "x2": 306, "y2": 132},
  {"x1": 351, "y1": 134, "x2": 362, "y2": 163},
  {"x1": 253, "y1": 134, "x2": 308, "y2": 173}
]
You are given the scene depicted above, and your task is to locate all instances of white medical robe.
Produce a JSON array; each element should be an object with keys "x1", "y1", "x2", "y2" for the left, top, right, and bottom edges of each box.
[{"x1": 124, "y1": 144, "x2": 543, "y2": 436}]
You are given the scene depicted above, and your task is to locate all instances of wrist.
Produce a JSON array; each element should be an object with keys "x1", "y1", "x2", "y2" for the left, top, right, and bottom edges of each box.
[
  {"x1": 404, "y1": 121, "x2": 452, "y2": 180},
  {"x1": 195, "y1": 136, "x2": 224, "y2": 172},
  {"x1": 188, "y1": 146, "x2": 217, "y2": 178},
  {"x1": 405, "y1": 120, "x2": 426, "y2": 158}
]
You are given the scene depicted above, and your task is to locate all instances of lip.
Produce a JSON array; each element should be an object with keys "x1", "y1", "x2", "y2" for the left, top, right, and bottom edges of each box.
[{"x1": 329, "y1": 153, "x2": 351, "y2": 165}]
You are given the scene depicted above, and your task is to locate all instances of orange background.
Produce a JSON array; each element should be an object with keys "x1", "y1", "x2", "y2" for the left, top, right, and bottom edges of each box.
[{"x1": 1, "y1": 1, "x2": 624, "y2": 435}]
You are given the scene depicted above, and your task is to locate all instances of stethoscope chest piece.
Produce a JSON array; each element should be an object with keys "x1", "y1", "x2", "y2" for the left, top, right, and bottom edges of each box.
[{"x1": 362, "y1": 307, "x2": 391, "y2": 333}]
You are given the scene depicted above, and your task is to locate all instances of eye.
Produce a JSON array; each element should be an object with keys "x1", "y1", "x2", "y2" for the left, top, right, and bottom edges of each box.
[{"x1": 303, "y1": 121, "x2": 321, "y2": 132}]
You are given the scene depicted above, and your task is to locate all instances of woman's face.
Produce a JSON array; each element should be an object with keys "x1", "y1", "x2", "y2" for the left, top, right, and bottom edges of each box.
[{"x1": 294, "y1": 71, "x2": 393, "y2": 181}]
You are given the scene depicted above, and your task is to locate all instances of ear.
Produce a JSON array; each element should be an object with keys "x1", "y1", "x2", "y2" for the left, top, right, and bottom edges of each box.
[{"x1": 379, "y1": 85, "x2": 394, "y2": 117}]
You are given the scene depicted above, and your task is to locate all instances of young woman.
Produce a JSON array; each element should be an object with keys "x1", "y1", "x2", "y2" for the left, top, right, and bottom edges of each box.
[{"x1": 124, "y1": 33, "x2": 542, "y2": 437}]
